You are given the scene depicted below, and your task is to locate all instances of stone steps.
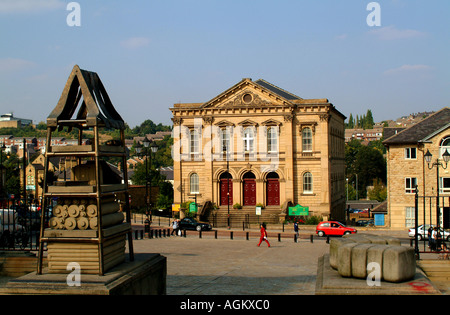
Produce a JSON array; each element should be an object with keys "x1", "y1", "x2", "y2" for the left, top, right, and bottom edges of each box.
[{"x1": 417, "y1": 259, "x2": 450, "y2": 294}]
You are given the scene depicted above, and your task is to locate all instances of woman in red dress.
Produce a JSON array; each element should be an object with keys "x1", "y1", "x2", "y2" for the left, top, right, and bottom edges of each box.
[{"x1": 257, "y1": 223, "x2": 270, "y2": 247}]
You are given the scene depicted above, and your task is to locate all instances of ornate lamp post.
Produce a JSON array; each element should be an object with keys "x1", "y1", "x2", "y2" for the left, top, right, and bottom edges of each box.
[
  {"x1": 223, "y1": 145, "x2": 230, "y2": 229},
  {"x1": 424, "y1": 148, "x2": 450, "y2": 227},
  {"x1": 137, "y1": 137, "x2": 158, "y2": 224},
  {"x1": 0, "y1": 143, "x2": 5, "y2": 199}
]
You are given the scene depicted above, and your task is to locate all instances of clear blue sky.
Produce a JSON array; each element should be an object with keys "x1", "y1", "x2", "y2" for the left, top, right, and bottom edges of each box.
[{"x1": 1, "y1": 0, "x2": 449, "y2": 128}]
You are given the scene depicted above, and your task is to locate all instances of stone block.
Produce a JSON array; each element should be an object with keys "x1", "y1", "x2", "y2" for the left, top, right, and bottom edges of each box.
[
  {"x1": 382, "y1": 246, "x2": 416, "y2": 283},
  {"x1": 329, "y1": 238, "x2": 355, "y2": 270},
  {"x1": 367, "y1": 245, "x2": 387, "y2": 279},
  {"x1": 337, "y1": 243, "x2": 359, "y2": 278},
  {"x1": 351, "y1": 244, "x2": 376, "y2": 279}
]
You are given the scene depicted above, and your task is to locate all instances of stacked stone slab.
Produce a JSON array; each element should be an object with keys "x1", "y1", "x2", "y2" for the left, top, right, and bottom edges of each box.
[
  {"x1": 45, "y1": 197, "x2": 127, "y2": 274},
  {"x1": 49, "y1": 197, "x2": 124, "y2": 231},
  {"x1": 329, "y1": 234, "x2": 416, "y2": 283}
]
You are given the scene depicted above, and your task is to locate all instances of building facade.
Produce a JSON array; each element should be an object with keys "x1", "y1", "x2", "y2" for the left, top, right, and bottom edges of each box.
[
  {"x1": 383, "y1": 107, "x2": 450, "y2": 230},
  {"x1": 170, "y1": 78, "x2": 346, "y2": 221}
]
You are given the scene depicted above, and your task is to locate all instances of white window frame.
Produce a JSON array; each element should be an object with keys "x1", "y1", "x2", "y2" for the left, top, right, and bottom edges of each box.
[
  {"x1": 243, "y1": 127, "x2": 254, "y2": 153},
  {"x1": 405, "y1": 207, "x2": 415, "y2": 228},
  {"x1": 190, "y1": 129, "x2": 200, "y2": 154},
  {"x1": 303, "y1": 172, "x2": 313, "y2": 194},
  {"x1": 190, "y1": 173, "x2": 199, "y2": 194},
  {"x1": 221, "y1": 128, "x2": 231, "y2": 153},
  {"x1": 267, "y1": 126, "x2": 278, "y2": 153},
  {"x1": 302, "y1": 128, "x2": 313, "y2": 152},
  {"x1": 440, "y1": 137, "x2": 450, "y2": 159},
  {"x1": 405, "y1": 177, "x2": 417, "y2": 194},
  {"x1": 405, "y1": 147, "x2": 417, "y2": 160},
  {"x1": 440, "y1": 177, "x2": 450, "y2": 194}
]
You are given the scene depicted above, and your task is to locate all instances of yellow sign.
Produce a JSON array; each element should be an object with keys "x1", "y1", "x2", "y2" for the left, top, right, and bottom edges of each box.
[{"x1": 172, "y1": 204, "x2": 181, "y2": 212}]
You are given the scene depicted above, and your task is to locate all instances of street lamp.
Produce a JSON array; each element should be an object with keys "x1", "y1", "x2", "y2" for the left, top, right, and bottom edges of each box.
[
  {"x1": 223, "y1": 145, "x2": 230, "y2": 229},
  {"x1": 0, "y1": 143, "x2": 6, "y2": 198},
  {"x1": 138, "y1": 137, "x2": 158, "y2": 223},
  {"x1": 424, "y1": 149, "x2": 450, "y2": 227}
]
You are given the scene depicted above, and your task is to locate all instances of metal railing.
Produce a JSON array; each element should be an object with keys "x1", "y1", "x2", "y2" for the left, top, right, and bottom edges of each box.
[{"x1": 0, "y1": 198, "x2": 50, "y2": 251}]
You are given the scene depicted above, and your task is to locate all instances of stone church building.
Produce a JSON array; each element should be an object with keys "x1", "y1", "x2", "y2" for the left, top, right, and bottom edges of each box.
[{"x1": 170, "y1": 78, "x2": 346, "y2": 223}]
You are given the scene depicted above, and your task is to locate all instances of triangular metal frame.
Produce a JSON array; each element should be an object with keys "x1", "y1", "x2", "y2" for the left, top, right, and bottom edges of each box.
[{"x1": 47, "y1": 65, "x2": 125, "y2": 130}]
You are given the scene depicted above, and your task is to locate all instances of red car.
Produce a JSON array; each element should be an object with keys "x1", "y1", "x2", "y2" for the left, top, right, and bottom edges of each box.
[{"x1": 316, "y1": 221, "x2": 357, "y2": 237}]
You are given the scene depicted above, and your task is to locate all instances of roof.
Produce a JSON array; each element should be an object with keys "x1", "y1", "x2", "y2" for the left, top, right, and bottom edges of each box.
[
  {"x1": 253, "y1": 79, "x2": 302, "y2": 101},
  {"x1": 47, "y1": 65, "x2": 125, "y2": 130},
  {"x1": 383, "y1": 107, "x2": 450, "y2": 145}
]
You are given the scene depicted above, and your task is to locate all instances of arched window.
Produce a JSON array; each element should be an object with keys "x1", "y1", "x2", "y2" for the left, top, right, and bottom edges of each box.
[
  {"x1": 190, "y1": 173, "x2": 199, "y2": 194},
  {"x1": 243, "y1": 127, "x2": 254, "y2": 152},
  {"x1": 440, "y1": 137, "x2": 450, "y2": 159},
  {"x1": 302, "y1": 128, "x2": 313, "y2": 152},
  {"x1": 267, "y1": 127, "x2": 278, "y2": 153},
  {"x1": 190, "y1": 129, "x2": 200, "y2": 154},
  {"x1": 303, "y1": 172, "x2": 313, "y2": 194}
]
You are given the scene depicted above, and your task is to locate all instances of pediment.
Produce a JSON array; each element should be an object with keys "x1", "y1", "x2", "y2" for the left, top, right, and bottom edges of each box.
[
  {"x1": 202, "y1": 79, "x2": 295, "y2": 109},
  {"x1": 238, "y1": 119, "x2": 259, "y2": 127}
]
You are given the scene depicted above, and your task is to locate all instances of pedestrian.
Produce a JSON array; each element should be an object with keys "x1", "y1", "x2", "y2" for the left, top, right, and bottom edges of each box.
[
  {"x1": 439, "y1": 242, "x2": 449, "y2": 260},
  {"x1": 257, "y1": 223, "x2": 270, "y2": 247},
  {"x1": 431, "y1": 227, "x2": 438, "y2": 251},
  {"x1": 428, "y1": 226, "x2": 433, "y2": 249},
  {"x1": 294, "y1": 221, "x2": 299, "y2": 242},
  {"x1": 171, "y1": 219, "x2": 179, "y2": 236}
]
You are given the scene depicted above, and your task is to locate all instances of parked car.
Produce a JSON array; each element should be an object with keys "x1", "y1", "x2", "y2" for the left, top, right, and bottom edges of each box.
[
  {"x1": 356, "y1": 219, "x2": 374, "y2": 227},
  {"x1": 408, "y1": 224, "x2": 450, "y2": 241},
  {"x1": 316, "y1": 221, "x2": 357, "y2": 237},
  {"x1": 0, "y1": 210, "x2": 23, "y2": 232},
  {"x1": 179, "y1": 217, "x2": 212, "y2": 231}
]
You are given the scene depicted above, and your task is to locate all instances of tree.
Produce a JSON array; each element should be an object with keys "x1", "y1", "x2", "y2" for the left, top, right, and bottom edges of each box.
[
  {"x1": 367, "y1": 178, "x2": 387, "y2": 202},
  {"x1": 346, "y1": 114, "x2": 355, "y2": 129},
  {"x1": 364, "y1": 109, "x2": 374, "y2": 129},
  {"x1": 345, "y1": 139, "x2": 386, "y2": 199}
]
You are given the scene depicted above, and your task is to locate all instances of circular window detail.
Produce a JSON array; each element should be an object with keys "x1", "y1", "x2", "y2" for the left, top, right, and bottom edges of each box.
[{"x1": 242, "y1": 93, "x2": 253, "y2": 104}]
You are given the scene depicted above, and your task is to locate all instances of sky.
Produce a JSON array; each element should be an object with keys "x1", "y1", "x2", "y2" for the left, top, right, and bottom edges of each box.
[{"x1": 0, "y1": 0, "x2": 449, "y2": 128}]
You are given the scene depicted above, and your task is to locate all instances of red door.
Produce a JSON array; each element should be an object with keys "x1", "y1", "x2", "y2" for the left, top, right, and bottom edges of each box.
[
  {"x1": 243, "y1": 179, "x2": 256, "y2": 206},
  {"x1": 220, "y1": 179, "x2": 233, "y2": 206},
  {"x1": 266, "y1": 179, "x2": 280, "y2": 206}
]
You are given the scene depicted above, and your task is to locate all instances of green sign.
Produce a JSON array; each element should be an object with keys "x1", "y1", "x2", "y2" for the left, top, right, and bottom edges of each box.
[
  {"x1": 189, "y1": 202, "x2": 198, "y2": 213},
  {"x1": 289, "y1": 204, "x2": 309, "y2": 216}
]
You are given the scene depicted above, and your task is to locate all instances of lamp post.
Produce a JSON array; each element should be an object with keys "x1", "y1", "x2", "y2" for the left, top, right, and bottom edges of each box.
[
  {"x1": 137, "y1": 137, "x2": 159, "y2": 224},
  {"x1": 0, "y1": 143, "x2": 5, "y2": 199},
  {"x1": 223, "y1": 145, "x2": 230, "y2": 229},
  {"x1": 424, "y1": 148, "x2": 450, "y2": 228}
]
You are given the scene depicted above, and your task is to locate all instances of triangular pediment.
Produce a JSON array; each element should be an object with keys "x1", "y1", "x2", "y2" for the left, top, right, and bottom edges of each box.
[
  {"x1": 47, "y1": 65, "x2": 125, "y2": 130},
  {"x1": 201, "y1": 78, "x2": 297, "y2": 109}
]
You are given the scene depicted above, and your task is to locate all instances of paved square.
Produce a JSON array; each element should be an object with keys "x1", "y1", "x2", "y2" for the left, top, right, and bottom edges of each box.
[{"x1": 131, "y1": 234, "x2": 329, "y2": 295}]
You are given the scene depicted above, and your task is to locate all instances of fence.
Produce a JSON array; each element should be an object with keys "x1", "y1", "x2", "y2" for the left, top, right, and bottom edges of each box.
[
  {"x1": 0, "y1": 198, "x2": 50, "y2": 251},
  {"x1": 414, "y1": 191, "x2": 450, "y2": 258}
]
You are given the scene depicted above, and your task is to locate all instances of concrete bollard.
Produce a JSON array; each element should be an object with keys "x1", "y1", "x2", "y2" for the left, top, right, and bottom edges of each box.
[
  {"x1": 337, "y1": 243, "x2": 359, "y2": 277},
  {"x1": 382, "y1": 246, "x2": 416, "y2": 283},
  {"x1": 351, "y1": 244, "x2": 376, "y2": 279}
]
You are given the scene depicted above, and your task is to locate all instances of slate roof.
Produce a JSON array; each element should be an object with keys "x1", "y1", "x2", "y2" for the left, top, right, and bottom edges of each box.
[
  {"x1": 383, "y1": 107, "x2": 450, "y2": 145},
  {"x1": 254, "y1": 79, "x2": 302, "y2": 101}
]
